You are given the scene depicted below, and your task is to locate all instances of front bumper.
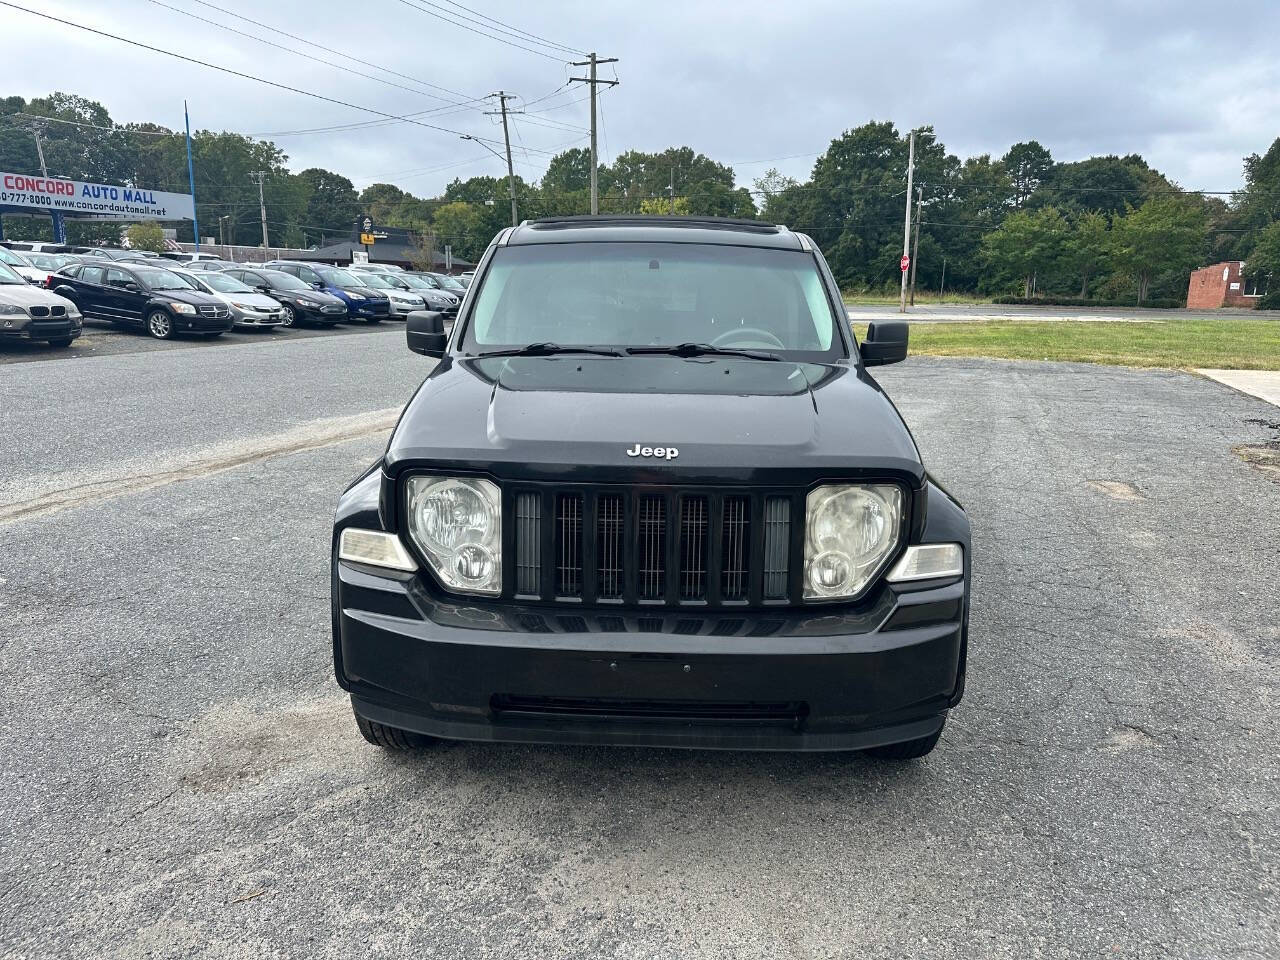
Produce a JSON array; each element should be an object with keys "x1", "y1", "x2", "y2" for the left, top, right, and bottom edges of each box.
[
  {"x1": 388, "y1": 300, "x2": 427, "y2": 317},
  {"x1": 351, "y1": 301, "x2": 391, "y2": 320},
  {"x1": 335, "y1": 559, "x2": 966, "y2": 752},
  {"x1": 179, "y1": 312, "x2": 235, "y2": 332},
  {"x1": 232, "y1": 305, "x2": 285, "y2": 327},
  {"x1": 0, "y1": 315, "x2": 82, "y2": 342}
]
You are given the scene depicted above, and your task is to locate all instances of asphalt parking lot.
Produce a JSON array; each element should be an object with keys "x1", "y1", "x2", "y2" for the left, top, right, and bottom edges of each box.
[
  {"x1": 0, "y1": 316, "x2": 401, "y2": 365},
  {"x1": 1, "y1": 329, "x2": 1277, "y2": 958}
]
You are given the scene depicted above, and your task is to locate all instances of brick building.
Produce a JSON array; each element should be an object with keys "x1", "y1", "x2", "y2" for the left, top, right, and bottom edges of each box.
[{"x1": 1186, "y1": 261, "x2": 1264, "y2": 309}]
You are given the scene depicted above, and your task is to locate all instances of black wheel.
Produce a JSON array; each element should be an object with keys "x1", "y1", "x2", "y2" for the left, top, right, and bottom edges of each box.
[
  {"x1": 280, "y1": 304, "x2": 297, "y2": 327},
  {"x1": 47, "y1": 337, "x2": 73, "y2": 348},
  {"x1": 354, "y1": 709, "x2": 434, "y2": 750},
  {"x1": 862, "y1": 726, "x2": 943, "y2": 760},
  {"x1": 146, "y1": 309, "x2": 175, "y2": 340}
]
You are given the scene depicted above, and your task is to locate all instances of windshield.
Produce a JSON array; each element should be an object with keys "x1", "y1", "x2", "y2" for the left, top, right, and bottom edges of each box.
[
  {"x1": 27, "y1": 253, "x2": 74, "y2": 269},
  {"x1": 0, "y1": 247, "x2": 31, "y2": 266},
  {"x1": 409, "y1": 273, "x2": 442, "y2": 288},
  {"x1": 435, "y1": 274, "x2": 465, "y2": 291},
  {"x1": 461, "y1": 242, "x2": 843, "y2": 358},
  {"x1": 261, "y1": 270, "x2": 309, "y2": 291},
  {"x1": 317, "y1": 268, "x2": 361, "y2": 287},
  {"x1": 398, "y1": 274, "x2": 434, "y2": 290},
  {"x1": 167, "y1": 272, "x2": 202, "y2": 290},
  {"x1": 135, "y1": 268, "x2": 192, "y2": 291},
  {"x1": 0, "y1": 262, "x2": 24, "y2": 284},
  {"x1": 355, "y1": 273, "x2": 395, "y2": 289},
  {"x1": 202, "y1": 273, "x2": 253, "y2": 293}
]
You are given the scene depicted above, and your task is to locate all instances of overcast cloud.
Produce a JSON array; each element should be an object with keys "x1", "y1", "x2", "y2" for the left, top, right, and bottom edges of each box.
[{"x1": 6, "y1": 0, "x2": 1279, "y2": 195}]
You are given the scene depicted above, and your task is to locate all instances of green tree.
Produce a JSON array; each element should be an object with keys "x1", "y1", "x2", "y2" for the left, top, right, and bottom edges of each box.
[
  {"x1": 125, "y1": 221, "x2": 166, "y2": 252},
  {"x1": 1035, "y1": 155, "x2": 1152, "y2": 216},
  {"x1": 639, "y1": 196, "x2": 689, "y2": 215},
  {"x1": 1109, "y1": 194, "x2": 1208, "y2": 303},
  {"x1": 540, "y1": 147, "x2": 592, "y2": 194},
  {"x1": 980, "y1": 206, "x2": 1069, "y2": 296},
  {"x1": 1064, "y1": 211, "x2": 1109, "y2": 297},
  {"x1": 1241, "y1": 219, "x2": 1280, "y2": 294},
  {"x1": 297, "y1": 168, "x2": 359, "y2": 243},
  {"x1": 430, "y1": 201, "x2": 490, "y2": 262},
  {"x1": 1001, "y1": 141, "x2": 1053, "y2": 206}
]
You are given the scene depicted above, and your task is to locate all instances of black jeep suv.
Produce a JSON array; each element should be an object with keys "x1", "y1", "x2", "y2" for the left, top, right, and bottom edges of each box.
[
  {"x1": 332, "y1": 216, "x2": 970, "y2": 757},
  {"x1": 53, "y1": 261, "x2": 232, "y2": 339}
]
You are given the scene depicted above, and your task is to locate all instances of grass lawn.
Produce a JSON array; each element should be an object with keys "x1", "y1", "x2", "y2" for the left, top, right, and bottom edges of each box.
[
  {"x1": 853, "y1": 316, "x2": 1280, "y2": 370},
  {"x1": 842, "y1": 291, "x2": 993, "y2": 306}
]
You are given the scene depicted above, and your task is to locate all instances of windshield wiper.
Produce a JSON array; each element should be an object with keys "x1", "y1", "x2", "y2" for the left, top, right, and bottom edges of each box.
[
  {"x1": 626, "y1": 342, "x2": 781, "y2": 361},
  {"x1": 474, "y1": 342, "x2": 624, "y2": 358}
]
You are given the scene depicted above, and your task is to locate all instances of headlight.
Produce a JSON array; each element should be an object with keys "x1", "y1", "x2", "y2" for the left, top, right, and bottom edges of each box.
[
  {"x1": 803, "y1": 483, "x2": 902, "y2": 600},
  {"x1": 294, "y1": 297, "x2": 317, "y2": 307},
  {"x1": 0, "y1": 304, "x2": 26, "y2": 316},
  {"x1": 169, "y1": 302, "x2": 197, "y2": 315},
  {"x1": 405, "y1": 476, "x2": 502, "y2": 595},
  {"x1": 347, "y1": 291, "x2": 366, "y2": 301}
]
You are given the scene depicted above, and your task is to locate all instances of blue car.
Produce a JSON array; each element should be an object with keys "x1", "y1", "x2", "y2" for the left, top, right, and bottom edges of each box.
[{"x1": 264, "y1": 260, "x2": 390, "y2": 324}]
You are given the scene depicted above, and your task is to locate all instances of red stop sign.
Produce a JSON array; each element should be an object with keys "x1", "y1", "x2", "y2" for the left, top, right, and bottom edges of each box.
[{"x1": 900, "y1": 254, "x2": 911, "y2": 272}]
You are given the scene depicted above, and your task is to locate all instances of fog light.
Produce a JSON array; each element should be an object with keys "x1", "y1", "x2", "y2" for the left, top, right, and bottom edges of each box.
[
  {"x1": 453, "y1": 544, "x2": 494, "y2": 582},
  {"x1": 886, "y1": 543, "x2": 963, "y2": 583},
  {"x1": 338, "y1": 528, "x2": 418, "y2": 572}
]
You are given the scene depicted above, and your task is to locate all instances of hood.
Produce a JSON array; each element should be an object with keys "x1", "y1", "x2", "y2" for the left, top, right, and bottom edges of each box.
[
  {"x1": 386, "y1": 356, "x2": 923, "y2": 486},
  {"x1": 0, "y1": 283, "x2": 76, "y2": 309},
  {"x1": 333, "y1": 284, "x2": 388, "y2": 299},
  {"x1": 154, "y1": 288, "x2": 224, "y2": 307},
  {"x1": 225, "y1": 292, "x2": 281, "y2": 309}
]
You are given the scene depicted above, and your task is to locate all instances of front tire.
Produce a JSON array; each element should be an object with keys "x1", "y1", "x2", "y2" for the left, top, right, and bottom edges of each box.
[
  {"x1": 862, "y1": 726, "x2": 943, "y2": 760},
  {"x1": 354, "y1": 710, "x2": 434, "y2": 750},
  {"x1": 146, "y1": 309, "x2": 175, "y2": 340},
  {"x1": 280, "y1": 304, "x2": 297, "y2": 327}
]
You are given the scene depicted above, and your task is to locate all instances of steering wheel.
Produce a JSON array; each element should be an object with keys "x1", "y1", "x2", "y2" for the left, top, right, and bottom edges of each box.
[{"x1": 710, "y1": 326, "x2": 787, "y2": 349}]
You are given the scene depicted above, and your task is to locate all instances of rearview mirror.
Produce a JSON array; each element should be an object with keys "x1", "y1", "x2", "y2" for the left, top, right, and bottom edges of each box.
[
  {"x1": 859, "y1": 321, "x2": 909, "y2": 366},
  {"x1": 406, "y1": 310, "x2": 447, "y2": 358}
]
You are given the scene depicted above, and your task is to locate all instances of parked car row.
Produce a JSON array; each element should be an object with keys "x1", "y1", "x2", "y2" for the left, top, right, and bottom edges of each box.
[{"x1": 0, "y1": 242, "x2": 467, "y2": 346}]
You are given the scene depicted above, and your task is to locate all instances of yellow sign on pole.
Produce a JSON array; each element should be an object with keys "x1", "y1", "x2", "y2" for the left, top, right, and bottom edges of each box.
[{"x1": 360, "y1": 233, "x2": 376, "y2": 245}]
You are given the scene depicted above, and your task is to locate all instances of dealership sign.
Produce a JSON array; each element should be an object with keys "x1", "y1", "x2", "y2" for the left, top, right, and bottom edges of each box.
[{"x1": 0, "y1": 171, "x2": 195, "y2": 221}]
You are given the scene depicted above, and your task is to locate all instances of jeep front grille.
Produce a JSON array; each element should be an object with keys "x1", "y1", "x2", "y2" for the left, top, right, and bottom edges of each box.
[{"x1": 509, "y1": 486, "x2": 799, "y2": 607}]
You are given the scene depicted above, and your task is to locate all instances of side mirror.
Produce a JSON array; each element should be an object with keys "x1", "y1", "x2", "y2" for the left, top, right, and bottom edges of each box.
[
  {"x1": 406, "y1": 310, "x2": 447, "y2": 358},
  {"x1": 859, "y1": 320, "x2": 909, "y2": 366},
  {"x1": 255, "y1": 285, "x2": 270, "y2": 294},
  {"x1": 123, "y1": 281, "x2": 140, "y2": 292},
  {"x1": 311, "y1": 281, "x2": 324, "y2": 290}
]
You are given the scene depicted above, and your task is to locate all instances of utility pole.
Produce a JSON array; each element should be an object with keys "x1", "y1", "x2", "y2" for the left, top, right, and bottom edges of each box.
[
  {"x1": 668, "y1": 164, "x2": 677, "y2": 214},
  {"x1": 184, "y1": 100, "x2": 199, "y2": 252},
  {"x1": 570, "y1": 53, "x2": 619, "y2": 215},
  {"x1": 939, "y1": 257, "x2": 946, "y2": 297},
  {"x1": 249, "y1": 171, "x2": 269, "y2": 248},
  {"x1": 29, "y1": 122, "x2": 66, "y2": 244},
  {"x1": 486, "y1": 92, "x2": 521, "y2": 227},
  {"x1": 909, "y1": 187, "x2": 922, "y2": 305},
  {"x1": 898, "y1": 131, "x2": 915, "y2": 314}
]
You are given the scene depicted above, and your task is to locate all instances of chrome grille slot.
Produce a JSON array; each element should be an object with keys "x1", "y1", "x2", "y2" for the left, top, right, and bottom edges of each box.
[
  {"x1": 514, "y1": 492, "x2": 541, "y2": 596},
  {"x1": 763, "y1": 496, "x2": 791, "y2": 599},
  {"x1": 720, "y1": 495, "x2": 750, "y2": 600},
  {"x1": 555, "y1": 493, "x2": 583, "y2": 597},
  {"x1": 679, "y1": 496, "x2": 709, "y2": 600},
  {"x1": 638, "y1": 495, "x2": 666, "y2": 600},
  {"x1": 596, "y1": 494, "x2": 624, "y2": 599}
]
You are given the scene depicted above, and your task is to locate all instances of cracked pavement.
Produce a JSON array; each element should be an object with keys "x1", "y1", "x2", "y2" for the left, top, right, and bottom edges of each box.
[{"x1": 0, "y1": 334, "x2": 1277, "y2": 959}]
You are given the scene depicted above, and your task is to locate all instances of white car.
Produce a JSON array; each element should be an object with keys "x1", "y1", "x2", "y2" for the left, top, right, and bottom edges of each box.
[
  {"x1": 352, "y1": 272, "x2": 426, "y2": 317},
  {"x1": 0, "y1": 246, "x2": 45, "y2": 285},
  {"x1": 0, "y1": 260, "x2": 82, "y2": 347},
  {"x1": 174, "y1": 269, "x2": 286, "y2": 328}
]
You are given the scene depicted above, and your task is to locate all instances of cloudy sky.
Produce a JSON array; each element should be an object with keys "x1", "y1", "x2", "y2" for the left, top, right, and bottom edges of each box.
[{"x1": 6, "y1": 0, "x2": 1280, "y2": 196}]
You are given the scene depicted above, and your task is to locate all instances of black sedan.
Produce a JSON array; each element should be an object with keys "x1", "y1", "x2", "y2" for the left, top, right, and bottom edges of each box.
[
  {"x1": 51, "y1": 262, "x2": 233, "y2": 339},
  {"x1": 221, "y1": 268, "x2": 348, "y2": 327}
]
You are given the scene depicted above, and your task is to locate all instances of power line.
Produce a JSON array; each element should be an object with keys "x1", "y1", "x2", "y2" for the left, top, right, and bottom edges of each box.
[
  {"x1": 0, "y1": 1, "x2": 519, "y2": 154},
  {"x1": 390, "y1": 0, "x2": 570, "y2": 61},
  {"x1": 145, "y1": 0, "x2": 481, "y2": 110},
  {"x1": 183, "y1": 0, "x2": 481, "y2": 106},
  {"x1": 434, "y1": 0, "x2": 586, "y2": 56}
]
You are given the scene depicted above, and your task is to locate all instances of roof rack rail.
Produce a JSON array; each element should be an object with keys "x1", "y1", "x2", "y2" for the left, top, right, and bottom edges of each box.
[{"x1": 527, "y1": 214, "x2": 781, "y2": 233}]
